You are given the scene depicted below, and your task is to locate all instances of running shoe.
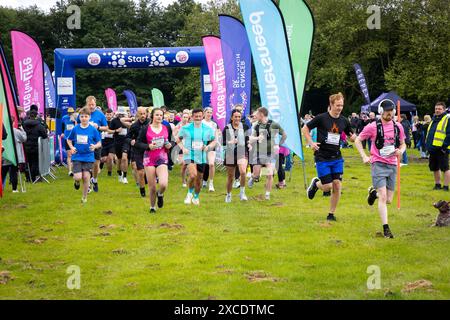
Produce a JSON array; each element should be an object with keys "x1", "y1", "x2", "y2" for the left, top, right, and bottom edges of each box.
[
  {"x1": 118, "y1": 175, "x2": 123, "y2": 183},
  {"x1": 182, "y1": 183, "x2": 187, "y2": 188},
  {"x1": 248, "y1": 177, "x2": 254, "y2": 188},
  {"x1": 202, "y1": 181, "x2": 207, "y2": 188},
  {"x1": 225, "y1": 194, "x2": 232, "y2": 203},
  {"x1": 307, "y1": 177, "x2": 320, "y2": 200},
  {"x1": 265, "y1": 193, "x2": 270, "y2": 200},
  {"x1": 107, "y1": 171, "x2": 112, "y2": 177},
  {"x1": 192, "y1": 197, "x2": 200, "y2": 205},
  {"x1": 367, "y1": 186, "x2": 378, "y2": 206},
  {"x1": 150, "y1": 207, "x2": 156, "y2": 214},
  {"x1": 140, "y1": 188, "x2": 146, "y2": 198},
  {"x1": 122, "y1": 177, "x2": 128, "y2": 184},
  {"x1": 92, "y1": 181, "x2": 99, "y2": 192},
  {"x1": 68, "y1": 171, "x2": 73, "y2": 177},
  {"x1": 233, "y1": 179, "x2": 240, "y2": 189},
  {"x1": 74, "y1": 181, "x2": 80, "y2": 190},
  {"x1": 157, "y1": 193, "x2": 164, "y2": 208},
  {"x1": 323, "y1": 191, "x2": 331, "y2": 197},
  {"x1": 240, "y1": 193, "x2": 248, "y2": 201},
  {"x1": 12, "y1": 190, "x2": 19, "y2": 193},
  {"x1": 326, "y1": 213, "x2": 336, "y2": 221},
  {"x1": 184, "y1": 193, "x2": 193, "y2": 205},
  {"x1": 81, "y1": 197, "x2": 87, "y2": 204},
  {"x1": 209, "y1": 182, "x2": 215, "y2": 192},
  {"x1": 383, "y1": 227, "x2": 394, "y2": 238}
]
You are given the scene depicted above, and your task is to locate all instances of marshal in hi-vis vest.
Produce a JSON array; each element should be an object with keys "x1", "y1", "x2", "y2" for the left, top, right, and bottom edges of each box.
[{"x1": 428, "y1": 114, "x2": 450, "y2": 149}]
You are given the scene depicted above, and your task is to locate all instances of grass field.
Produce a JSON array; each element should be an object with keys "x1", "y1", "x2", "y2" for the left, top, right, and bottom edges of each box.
[{"x1": 1, "y1": 147, "x2": 449, "y2": 300}]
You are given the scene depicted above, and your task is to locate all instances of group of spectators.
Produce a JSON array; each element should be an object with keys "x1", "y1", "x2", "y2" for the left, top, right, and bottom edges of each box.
[{"x1": 2, "y1": 104, "x2": 49, "y2": 192}]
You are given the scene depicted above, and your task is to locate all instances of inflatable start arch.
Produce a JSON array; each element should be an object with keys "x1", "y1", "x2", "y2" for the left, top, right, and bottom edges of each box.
[{"x1": 54, "y1": 46, "x2": 211, "y2": 135}]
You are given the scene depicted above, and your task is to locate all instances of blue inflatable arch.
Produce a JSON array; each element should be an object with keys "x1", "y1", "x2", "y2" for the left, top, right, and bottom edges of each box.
[{"x1": 54, "y1": 46, "x2": 211, "y2": 135}]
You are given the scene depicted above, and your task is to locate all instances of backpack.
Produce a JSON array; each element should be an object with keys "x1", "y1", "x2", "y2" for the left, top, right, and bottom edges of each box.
[
  {"x1": 374, "y1": 119, "x2": 400, "y2": 150},
  {"x1": 254, "y1": 120, "x2": 273, "y2": 140}
]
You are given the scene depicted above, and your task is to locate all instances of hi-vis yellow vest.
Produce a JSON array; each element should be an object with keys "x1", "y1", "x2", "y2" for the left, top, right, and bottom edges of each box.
[{"x1": 428, "y1": 115, "x2": 450, "y2": 149}]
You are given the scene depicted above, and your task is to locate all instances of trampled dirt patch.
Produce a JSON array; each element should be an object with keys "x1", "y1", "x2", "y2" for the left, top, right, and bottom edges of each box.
[
  {"x1": 245, "y1": 270, "x2": 280, "y2": 283},
  {"x1": 29, "y1": 237, "x2": 47, "y2": 244},
  {"x1": 54, "y1": 220, "x2": 64, "y2": 225},
  {"x1": 402, "y1": 280, "x2": 433, "y2": 293},
  {"x1": 103, "y1": 210, "x2": 113, "y2": 215},
  {"x1": 112, "y1": 248, "x2": 128, "y2": 255},
  {"x1": 0, "y1": 271, "x2": 13, "y2": 284},
  {"x1": 99, "y1": 224, "x2": 117, "y2": 229},
  {"x1": 250, "y1": 195, "x2": 265, "y2": 202},
  {"x1": 159, "y1": 223, "x2": 184, "y2": 230},
  {"x1": 270, "y1": 202, "x2": 284, "y2": 207},
  {"x1": 95, "y1": 232, "x2": 111, "y2": 237}
]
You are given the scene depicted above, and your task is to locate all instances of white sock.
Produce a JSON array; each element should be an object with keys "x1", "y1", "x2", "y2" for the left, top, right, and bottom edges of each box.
[
  {"x1": 227, "y1": 192, "x2": 231, "y2": 197},
  {"x1": 265, "y1": 191, "x2": 270, "y2": 196},
  {"x1": 157, "y1": 192, "x2": 163, "y2": 197},
  {"x1": 240, "y1": 187, "x2": 245, "y2": 194}
]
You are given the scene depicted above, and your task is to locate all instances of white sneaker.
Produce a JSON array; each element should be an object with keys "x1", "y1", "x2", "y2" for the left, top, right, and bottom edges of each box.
[
  {"x1": 233, "y1": 179, "x2": 240, "y2": 189},
  {"x1": 68, "y1": 171, "x2": 73, "y2": 176},
  {"x1": 400, "y1": 163, "x2": 408, "y2": 167},
  {"x1": 192, "y1": 197, "x2": 200, "y2": 205},
  {"x1": 225, "y1": 194, "x2": 232, "y2": 203},
  {"x1": 265, "y1": 193, "x2": 270, "y2": 200},
  {"x1": 184, "y1": 193, "x2": 193, "y2": 205},
  {"x1": 12, "y1": 190, "x2": 19, "y2": 193},
  {"x1": 248, "y1": 177, "x2": 254, "y2": 188},
  {"x1": 122, "y1": 177, "x2": 128, "y2": 184},
  {"x1": 202, "y1": 181, "x2": 207, "y2": 188},
  {"x1": 81, "y1": 197, "x2": 87, "y2": 204},
  {"x1": 209, "y1": 182, "x2": 215, "y2": 192},
  {"x1": 240, "y1": 193, "x2": 248, "y2": 201},
  {"x1": 182, "y1": 183, "x2": 187, "y2": 188},
  {"x1": 118, "y1": 175, "x2": 123, "y2": 183}
]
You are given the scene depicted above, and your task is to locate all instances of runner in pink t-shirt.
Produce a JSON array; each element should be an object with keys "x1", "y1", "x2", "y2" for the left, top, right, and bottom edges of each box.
[
  {"x1": 137, "y1": 108, "x2": 172, "y2": 213},
  {"x1": 355, "y1": 99, "x2": 406, "y2": 238}
]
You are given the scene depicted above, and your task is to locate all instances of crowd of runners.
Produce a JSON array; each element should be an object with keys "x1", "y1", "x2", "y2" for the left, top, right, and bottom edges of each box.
[
  {"x1": 62, "y1": 96, "x2": 289, "y2": 212},
  {"x1": 55, "y1": 92, "x2": 418, "y2": 239}
]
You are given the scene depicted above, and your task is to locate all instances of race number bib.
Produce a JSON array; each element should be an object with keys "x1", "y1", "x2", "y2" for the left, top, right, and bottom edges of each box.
[
  {"x1": 66, "y1": 124, "x2": 74, "y2": 131},
  {"x1": 77, "y1": 135, "x2": 88, "y2": 144},
  {"x1": 326, "y1": 132, "x2": 340, "y2": 146},
  {"x1": 152, "y1": 137, "x2": 165, "y2": 149},
  {"x1": 104, "y1": 132, "x2": 113, "y2": 139},
  {"x1": 119, "y1": 128, "x2": 127, "y2": 136},
  {"x1": 192, "y1": 140, "x2": 203, "y2": 151},
  {"x1": 380, "y1": 144, "x2": 395, "y2": 158}
]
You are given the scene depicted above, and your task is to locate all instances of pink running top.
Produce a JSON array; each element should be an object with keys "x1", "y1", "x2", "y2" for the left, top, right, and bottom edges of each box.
[{"x1": 143, "y1": 125, "x2": 169, "y2": 167}]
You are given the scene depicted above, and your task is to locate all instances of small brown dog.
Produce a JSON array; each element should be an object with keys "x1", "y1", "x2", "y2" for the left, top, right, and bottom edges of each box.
[{"x1": 433, "y1": 200, "x2": 450, "y2": 227}]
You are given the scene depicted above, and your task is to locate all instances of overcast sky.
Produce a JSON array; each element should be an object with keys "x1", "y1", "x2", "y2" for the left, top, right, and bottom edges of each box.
[{"x1": 3, "y1": 0, "x2": 210, "y2": 12}]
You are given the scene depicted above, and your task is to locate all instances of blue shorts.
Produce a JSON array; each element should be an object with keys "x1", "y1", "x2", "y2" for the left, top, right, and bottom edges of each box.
[{"x1": 316, "y1": 159, "x2": 344, "y2": 184}]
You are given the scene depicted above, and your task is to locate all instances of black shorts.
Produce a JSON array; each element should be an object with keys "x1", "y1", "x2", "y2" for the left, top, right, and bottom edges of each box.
[
  {"x1": 115, "y1": 142, "x2": 129, "y2": 159},
  {"x1": 101, "y1": 143, "x2": 115, "y2": 157},
  {"x1": 64, "y1": 140, "x2": 71, "y2": 151},
  {"x1": 94, "y1": 148, "x2": 102, "y2": 161},
  {"x1": 429, "y1": 151, "x2": 449, "y2": 172},
  {"x1": 184, "y1": 160, "x2": 206, "y2": 174},
  {"x1": 132, "y1": 152, "x2": 144, "y2": 170}
]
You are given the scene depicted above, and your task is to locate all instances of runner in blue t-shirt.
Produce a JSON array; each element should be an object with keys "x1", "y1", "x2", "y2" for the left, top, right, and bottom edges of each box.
[
  {"x1": 67, "y1": 107, "x2": 102, "y2": 204},
  {"x1": 177, "y1": 108, "x2": 216, "y2": 205},
  {"x1": 61, "y1": 107, "x2": 77, "y2": 176},
  {"x1": 77, "y1": 96, "x2": 108, "y2": 192}
]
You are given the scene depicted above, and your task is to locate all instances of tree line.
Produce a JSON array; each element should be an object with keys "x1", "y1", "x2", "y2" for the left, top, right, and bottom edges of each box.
[{"x1": 0, "y1": 0, "x2": 448, "y2": 116}]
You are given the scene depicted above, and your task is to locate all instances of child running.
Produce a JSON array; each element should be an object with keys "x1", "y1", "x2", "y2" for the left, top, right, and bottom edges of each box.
[{"x1": 67, "y1": 107, "x2": 102, "y2": 203}]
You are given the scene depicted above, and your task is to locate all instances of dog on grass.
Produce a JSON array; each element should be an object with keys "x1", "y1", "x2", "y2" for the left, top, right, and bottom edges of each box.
[{"x1": 433, "y1": 200, "x2": 450, "y2": 227}]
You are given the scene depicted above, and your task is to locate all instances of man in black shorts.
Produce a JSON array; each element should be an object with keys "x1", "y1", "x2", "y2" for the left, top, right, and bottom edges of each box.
[
  {"x1": 128, "y1": 107, "x2": 149, "y2": 197},
  {"x1": 109, "y1": 110, "x2": 131, "y2": 184},
  {"x1": 425, "y1": 102, "x2": 450, "y2": 190}
]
